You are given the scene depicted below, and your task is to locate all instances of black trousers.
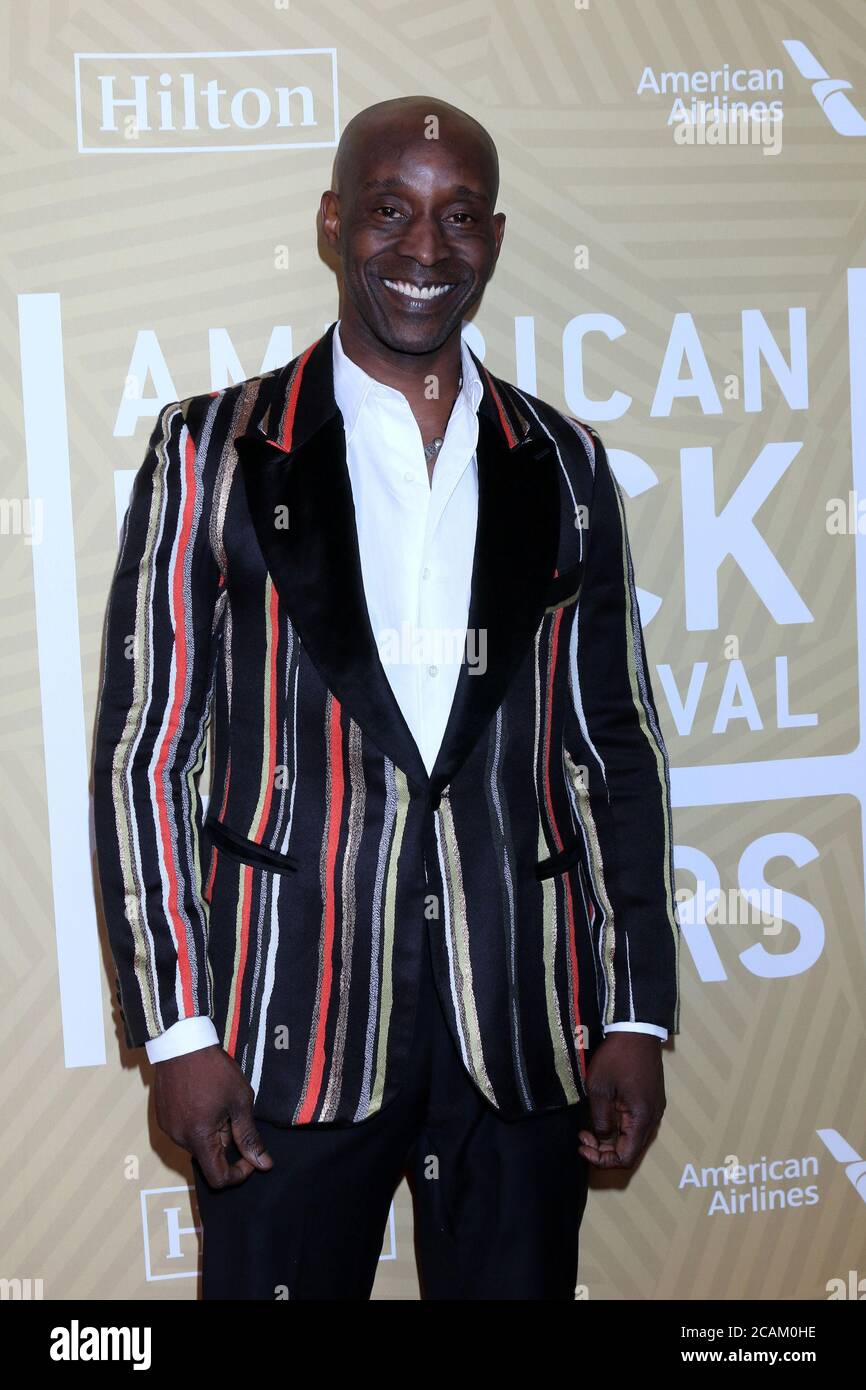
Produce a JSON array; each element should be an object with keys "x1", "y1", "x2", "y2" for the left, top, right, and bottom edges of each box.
[{"x1": 192, "y1": 923, "x2": 591, "y2": 1300}]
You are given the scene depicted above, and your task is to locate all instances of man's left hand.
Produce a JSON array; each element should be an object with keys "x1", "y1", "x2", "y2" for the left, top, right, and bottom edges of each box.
[{"x1": 577, "y1": 1034, "x2": 666, "y2": 1169}]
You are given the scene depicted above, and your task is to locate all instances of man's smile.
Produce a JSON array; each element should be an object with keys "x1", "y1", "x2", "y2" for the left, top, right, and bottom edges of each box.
[{"x1": 378, "y1": 276, "x2": 461, "y2": 308}]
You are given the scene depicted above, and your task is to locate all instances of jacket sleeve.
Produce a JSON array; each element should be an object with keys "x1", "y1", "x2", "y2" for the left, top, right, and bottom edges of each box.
[
  {"x1": 564, "y1": 423, "x2": 680, "y2": 1035},
  {"x1": 92, "y1": 399, "x2": 225, "y2": 1049}
]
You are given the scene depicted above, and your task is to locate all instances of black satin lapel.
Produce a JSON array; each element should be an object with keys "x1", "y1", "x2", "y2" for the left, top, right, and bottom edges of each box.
[
  {"x1": 429, "y1": 412, "x2": 560, "y2": 796},
  {"x1": 237, "y1": 415, "x2": 431, "y2": 794}
]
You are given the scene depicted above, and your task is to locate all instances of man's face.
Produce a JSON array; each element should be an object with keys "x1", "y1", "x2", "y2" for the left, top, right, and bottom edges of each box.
[{"x1": 323, "y1": 124, "x2": 505, "y2": 356}]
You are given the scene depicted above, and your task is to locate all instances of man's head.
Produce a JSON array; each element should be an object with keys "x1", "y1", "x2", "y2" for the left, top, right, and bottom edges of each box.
[{"x1": 320, "y1": 96, "x2": 505, "y2": 357}]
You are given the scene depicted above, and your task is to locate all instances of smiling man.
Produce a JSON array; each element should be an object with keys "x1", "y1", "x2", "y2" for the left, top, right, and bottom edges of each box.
[{"x1": 93, "y1": 95, "x2": 681, "y2": 1301}]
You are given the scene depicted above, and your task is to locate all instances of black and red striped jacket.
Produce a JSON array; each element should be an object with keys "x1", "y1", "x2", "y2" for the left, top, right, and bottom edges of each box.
[{"x1": 92, "y1": 320, "x2": 680, "y2": 1125}]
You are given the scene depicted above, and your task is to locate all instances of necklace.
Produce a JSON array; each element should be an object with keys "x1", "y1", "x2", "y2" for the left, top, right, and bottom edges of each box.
[
  {"x1": 423, "y1": 436, "x2": 444, "y2": 461},
  {"x1": 423, "y1": 372, "x2": 462, "y2": 462}
]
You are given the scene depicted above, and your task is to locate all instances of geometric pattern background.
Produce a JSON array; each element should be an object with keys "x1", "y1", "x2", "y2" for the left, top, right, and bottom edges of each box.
[{"x1": 1, "y1": 0, "x2": 864, "y2": 1299}]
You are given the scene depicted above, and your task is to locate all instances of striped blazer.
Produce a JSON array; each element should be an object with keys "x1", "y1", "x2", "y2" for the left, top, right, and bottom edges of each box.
[{"x1": 92, "y1": 320, "x2": 680, "y2": 1126}]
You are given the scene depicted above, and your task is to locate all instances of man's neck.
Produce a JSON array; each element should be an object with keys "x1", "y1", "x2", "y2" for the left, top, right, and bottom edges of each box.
[{"x1": 336, "y1": 315, "x2": 463, "y2": 425}]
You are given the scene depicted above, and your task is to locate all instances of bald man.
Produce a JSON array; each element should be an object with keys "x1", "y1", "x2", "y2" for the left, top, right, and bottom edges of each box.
[{"x1": 94, "y1": 96, "x2": 680, "y2": 1300}]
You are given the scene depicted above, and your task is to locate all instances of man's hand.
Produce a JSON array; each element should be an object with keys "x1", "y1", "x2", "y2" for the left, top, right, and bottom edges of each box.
[
  {"x1": 578, "y1": 1033, "x2": 666, "y2": 1169},
  {"x1": 153, "y1": 1045, "x2": 274, "y2": 1189}
]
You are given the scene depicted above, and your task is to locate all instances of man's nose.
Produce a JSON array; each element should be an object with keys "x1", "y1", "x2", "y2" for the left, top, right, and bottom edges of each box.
[{"x1": 394, "y1": 214, "x2": 450, "y2": 266}]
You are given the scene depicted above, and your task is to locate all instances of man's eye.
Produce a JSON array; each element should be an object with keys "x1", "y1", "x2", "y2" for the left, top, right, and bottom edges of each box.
[
  {"x1": 374, "y1": 205, "x2": 402, "y2": 218},
  {"x1": 446, "y1": 212, "x2": 475, "y2": 225}
]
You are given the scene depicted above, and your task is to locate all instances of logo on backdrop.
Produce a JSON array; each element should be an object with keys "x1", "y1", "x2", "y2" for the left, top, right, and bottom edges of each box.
[
  {"x1": 636, "y1": 60, "x2": 785, "y2": 130},
  {"x1": 636, "y1": 44, "x2": 866, "y2": 140},
  {"x1": 678, "y1": 1130, "x2": 866, "y2": 1218},
  {"x1": 138, "y1": 1184, "x2": 397, "y2": 1279},
  {"x1": 73, "y1": 49, "x2": 339, "y2": 152},
  {"x1": 679, "y1": 1151, "x2": 820, "y2": 1216},
  {"x1": 816, "y1": 1129, "x2": 866, "y2": 1203},
  {"x1": 782, "y1": 40, "x2": 866, "y2": 136},
  {"x1": 140, "y1": 1186, "x2": 199, "y2": 1282}
]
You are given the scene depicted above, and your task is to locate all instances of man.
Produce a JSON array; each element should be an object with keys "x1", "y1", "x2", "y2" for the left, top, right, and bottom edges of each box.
[{"x1": 93, "y1": 95, "x2": 680, "y2": 1300}]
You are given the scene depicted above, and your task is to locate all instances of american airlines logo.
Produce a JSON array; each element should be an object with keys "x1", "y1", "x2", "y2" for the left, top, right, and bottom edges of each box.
[
  {"x1": 74, "y1": 49, "x2": 339, "y2": 153},
  {"x1": 782, "y1": 39, "x2": 866, "y2": 136},
  {"x1": 817, "y1": 1129, "x2": 866, "y2": 1203}
]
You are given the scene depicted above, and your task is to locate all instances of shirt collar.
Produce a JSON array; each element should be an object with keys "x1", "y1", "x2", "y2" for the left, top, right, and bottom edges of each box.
[{"x1": 332, "y1": 317, "x2": 484, "y2": 439}]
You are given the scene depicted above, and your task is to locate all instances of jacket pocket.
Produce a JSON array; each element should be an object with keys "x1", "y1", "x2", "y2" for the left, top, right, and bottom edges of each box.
[
  {"x1": 534, "y1": 833, "x2": 584, "y2": 881},
  {"x1": 203, "y1": 814, "x2": 298, "y2": 874},
  {"x1": 544, "y1": 561, "x2": 582, "y2": 613}
]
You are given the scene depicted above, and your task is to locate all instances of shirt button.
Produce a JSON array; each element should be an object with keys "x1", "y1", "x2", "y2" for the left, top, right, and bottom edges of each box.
[
  {"x1": 403, "y1": 470, "x2": 415, "y2": 482},
  {"x1": 422, "y1": 566, "x2": 431, "y2": 580},
  {"x1": 428, "y1": 664, "x2": 438, "y2": 677}
]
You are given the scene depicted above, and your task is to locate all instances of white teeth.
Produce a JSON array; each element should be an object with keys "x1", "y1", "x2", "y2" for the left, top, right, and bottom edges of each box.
[{"x1": 383, "y1": 278, "x2": 455, "y2": 300}]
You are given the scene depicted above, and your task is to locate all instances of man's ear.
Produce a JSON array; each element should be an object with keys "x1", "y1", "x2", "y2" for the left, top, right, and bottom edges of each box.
[
  {"x1": 492, "y1": 210, "x2": 506, "y2": 262},
  {"x1": 320, "y1": 190, "x2": 340, "y2": 248}
]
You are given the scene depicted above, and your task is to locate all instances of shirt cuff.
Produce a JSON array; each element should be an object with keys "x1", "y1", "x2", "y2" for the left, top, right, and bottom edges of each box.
[
  {"x1": 144, "y1": 1016, "x2": 220, "y2": 1063},
  {"x1": 602, "y1": 1022, "x2": 669, "y2": 1041}
]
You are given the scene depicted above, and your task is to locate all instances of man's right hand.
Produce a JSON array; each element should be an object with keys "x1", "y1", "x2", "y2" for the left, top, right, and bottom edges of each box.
[{"x1": 153, "y1": 1045, "x2": 274, "y2": 1189}]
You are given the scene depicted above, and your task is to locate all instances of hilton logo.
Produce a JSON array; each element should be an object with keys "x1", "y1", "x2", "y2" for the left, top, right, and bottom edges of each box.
[{"x1": 74, "y1": 49, "x2": 339, "y2": 153}]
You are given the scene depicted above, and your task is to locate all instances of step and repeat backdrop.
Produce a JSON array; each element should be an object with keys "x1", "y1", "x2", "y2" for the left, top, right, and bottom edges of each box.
[{"x1": 2, "y1": 0, "x2": 865, "y2": 1300}]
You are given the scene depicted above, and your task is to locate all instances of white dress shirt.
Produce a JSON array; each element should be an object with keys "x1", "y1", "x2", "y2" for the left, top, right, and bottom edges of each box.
[
  {"x1": 334, "y1": 320, "x2": 482, "y2": 777},
  {"x1": 144, "y1": 321, "x2": 666, "y2": 1061}
]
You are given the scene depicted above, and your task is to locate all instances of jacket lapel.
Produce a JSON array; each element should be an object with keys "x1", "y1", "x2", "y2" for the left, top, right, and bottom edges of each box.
[
  {"x1": 427, "y1": 397, "x2": 559, "y2": 799},
  {"x1": 234, "y1": 322, "x2": 560, "y2": 798}
]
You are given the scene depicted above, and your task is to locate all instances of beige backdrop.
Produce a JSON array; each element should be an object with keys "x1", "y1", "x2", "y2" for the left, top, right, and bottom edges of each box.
[{"x1": 2, "y1": 0, "x2": 865, "y2": 1300}]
